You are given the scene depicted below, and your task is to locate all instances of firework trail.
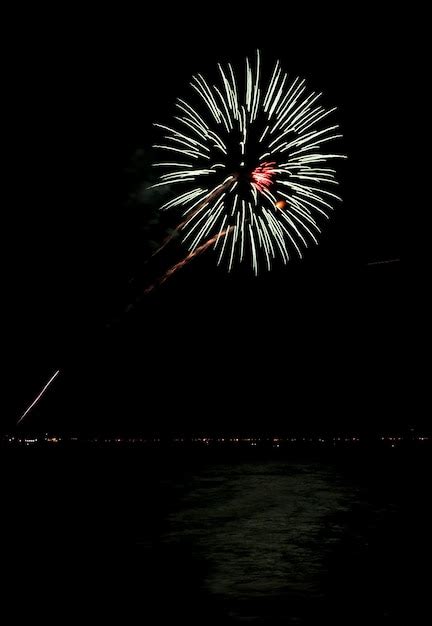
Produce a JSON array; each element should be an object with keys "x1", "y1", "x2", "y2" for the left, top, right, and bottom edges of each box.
[
  {"x1": 149, "y1": 175, "x2": 237, "y2": 260},
  {"x1": 152, "y1": 51, "x2": 346, "y2": 275},
  {"x1": 367, "y1": 258, "x2": 400, "y2": 266},
  {"x1": 144, "y1": 227, "x2": 234, "y2": 294},
  {"x1": 17, "y1": 369, "x2": 60, "y2": 424}
]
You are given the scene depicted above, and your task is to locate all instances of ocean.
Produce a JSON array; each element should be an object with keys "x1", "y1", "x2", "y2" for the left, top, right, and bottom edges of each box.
[{"x1": 3, "y1": 446, "x2": 431, "y2": 624}]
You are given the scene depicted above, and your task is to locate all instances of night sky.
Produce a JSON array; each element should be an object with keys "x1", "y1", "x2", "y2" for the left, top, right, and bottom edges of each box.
[{"x1": 6, "y1": 9, "x2": 408, "y2": 434}]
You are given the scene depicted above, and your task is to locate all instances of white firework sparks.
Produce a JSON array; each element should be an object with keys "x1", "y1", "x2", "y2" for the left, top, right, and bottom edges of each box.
[{"x1": 152, "y1": 51, "x2": 346, "y2": 275}]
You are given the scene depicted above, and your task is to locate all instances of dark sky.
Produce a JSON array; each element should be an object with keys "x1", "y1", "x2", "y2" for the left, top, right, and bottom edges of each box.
[{"x1": 6, "y1": 9, "x2": 411, "y2": 433}]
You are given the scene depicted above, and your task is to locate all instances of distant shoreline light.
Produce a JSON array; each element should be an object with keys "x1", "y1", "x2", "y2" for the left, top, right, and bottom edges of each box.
[{"x1": 1, "y1": 433, "x2": 429, "y2": 448}]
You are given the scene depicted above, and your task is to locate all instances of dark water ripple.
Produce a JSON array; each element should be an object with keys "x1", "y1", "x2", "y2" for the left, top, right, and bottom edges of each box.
[
  {"x1": 146, "y1": 457, "x2": 430, "y2": 624},
  {"x1": 4, "y1": 450, "x2": 431, "y2": 624}
]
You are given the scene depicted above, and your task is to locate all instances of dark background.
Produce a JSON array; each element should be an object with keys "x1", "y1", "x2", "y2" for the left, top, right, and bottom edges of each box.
[
  {"x1": 3, "y1": 9, "x2": 429, "y2": 626},
  {"x1": 5, "y1": 8, "x2": 413, "y2": 435}
]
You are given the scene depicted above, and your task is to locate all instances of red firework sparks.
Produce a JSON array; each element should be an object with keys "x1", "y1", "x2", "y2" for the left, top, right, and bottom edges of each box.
[{"x1": 251, "y1": 161, "x2": 277, "y2": 192}]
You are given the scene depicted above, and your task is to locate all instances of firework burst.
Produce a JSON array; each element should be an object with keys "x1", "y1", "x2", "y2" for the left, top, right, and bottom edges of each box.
[{"x1": 152, "y1": 51, "x2": 346, "y2": 275}]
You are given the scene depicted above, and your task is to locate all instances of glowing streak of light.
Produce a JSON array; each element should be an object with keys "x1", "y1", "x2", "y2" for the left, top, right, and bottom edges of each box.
[
  {"x1": 367, "y1": 259, "x2": 400, "y2": 266},
  {"x1": 144, "y1": 228, "x2": 234, "y2": 294},
  {"x1": 17, "y1": 370, "x2": 60, "y2": 424}
]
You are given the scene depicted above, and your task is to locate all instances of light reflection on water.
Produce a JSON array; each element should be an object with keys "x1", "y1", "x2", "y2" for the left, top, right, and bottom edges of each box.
[{"x1": 161, "y1": 462, "x2": 362, "y2": 621}]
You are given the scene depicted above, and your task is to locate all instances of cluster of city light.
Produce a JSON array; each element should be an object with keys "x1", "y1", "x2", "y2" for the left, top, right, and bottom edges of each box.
[{"x1": 4, "y1": 434, "x2": 430, "y2": 447}]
